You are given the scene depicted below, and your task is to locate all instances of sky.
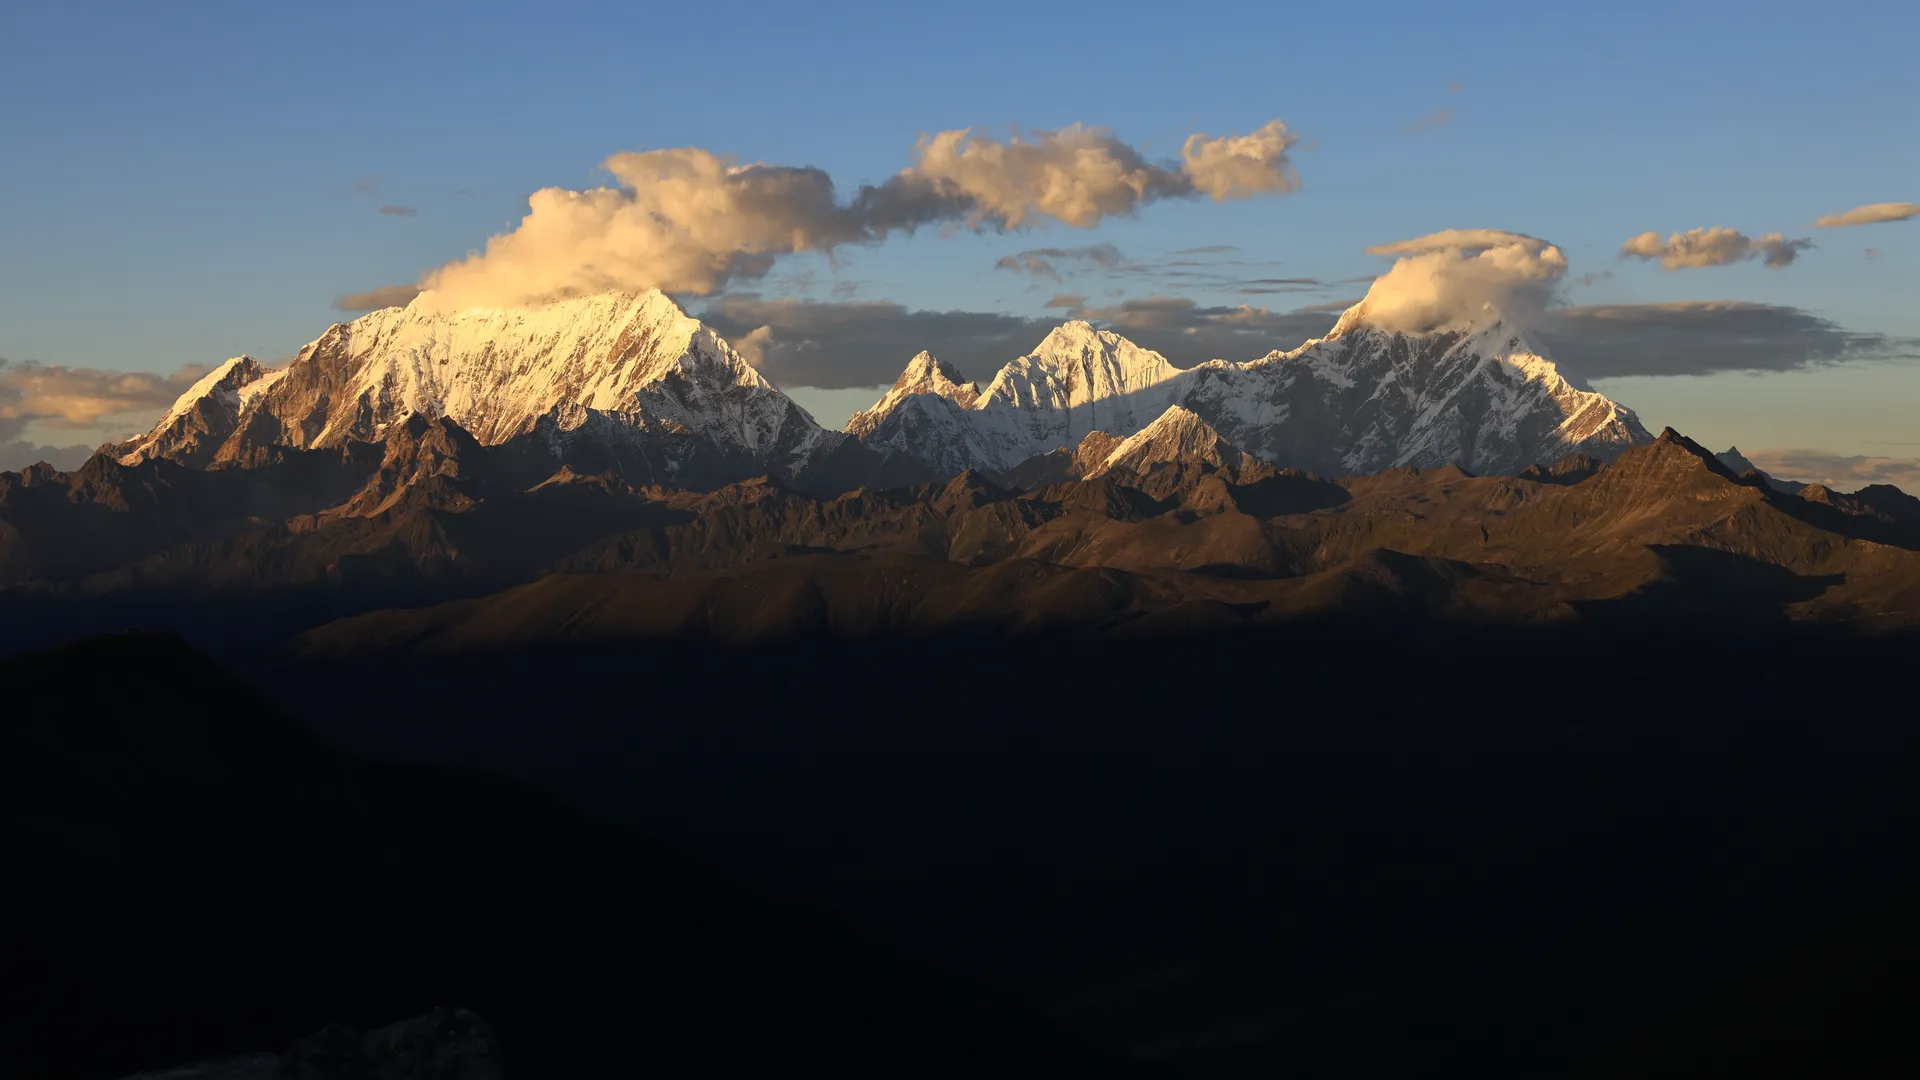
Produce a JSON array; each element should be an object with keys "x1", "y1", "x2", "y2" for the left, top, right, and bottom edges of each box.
[{"x1": 2, "y1": 0, "x2": 1915, "y2": 485}]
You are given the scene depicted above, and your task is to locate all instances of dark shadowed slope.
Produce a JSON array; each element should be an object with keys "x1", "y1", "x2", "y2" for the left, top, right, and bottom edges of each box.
[
  {"x1": 3, "y1": 632, "x2": 1159, "y2": 1080},
  {"x1": 259, "y1": 618, "x2": 1920, "y2": 1079},
  {"x1": 7, "y1": 425, "x2": 1920, "y2": 658},
  {"x1": 1569, "y1": 888, "x2": 1920, "y2": 1079}
]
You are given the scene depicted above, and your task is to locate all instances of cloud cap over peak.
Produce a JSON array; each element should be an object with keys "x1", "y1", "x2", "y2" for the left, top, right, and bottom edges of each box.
[{"x1": 1353, "y1": 229, "x2": 1567, "y2": 332}]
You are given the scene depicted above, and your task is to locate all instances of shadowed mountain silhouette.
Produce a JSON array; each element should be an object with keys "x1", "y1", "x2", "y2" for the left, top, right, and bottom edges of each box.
[{"x1": 6, "y1": 632, "x2": 1163, "y2": 1080}]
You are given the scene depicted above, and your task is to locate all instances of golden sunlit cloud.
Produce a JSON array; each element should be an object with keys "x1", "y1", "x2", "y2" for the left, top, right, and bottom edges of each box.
[
  {"x1": 1620, "y1": 227, "x2": 1812, "y2": 269},
  {"x1": 340, "y1": 120, "x2": 1302, "y2": 314},
  {"x1": 1349, "y1": 229, "x2": 1567, "y2": 331},
  {"x1": 1812, "y1": 201, "x2": 1920, "y2": 228}
]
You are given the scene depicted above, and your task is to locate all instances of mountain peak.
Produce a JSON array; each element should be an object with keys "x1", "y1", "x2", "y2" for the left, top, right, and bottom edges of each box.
[
  {"x1": 890, "y1": 351, "x2": 977, "y2": 402},
  {"x1": 1088, "y1": 404, "x2": 1254, "y2": 480},
  {"x1": 116, "y1": 288, "x2": 832, "y2": 477}
]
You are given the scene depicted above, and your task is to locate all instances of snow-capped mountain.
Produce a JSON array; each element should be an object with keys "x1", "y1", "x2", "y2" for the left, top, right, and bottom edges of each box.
[
  {"x1": 114, "y1": 290, "x2": 837, "y2": 480},
  {"x1": 1181, "y1": 301, "x2": 1652, "y2": 476},
  {"x1": 112, "y1": 289, "x2": 1649, "y2": 496},
  {"x1": 844, "y1": 322, "x2": 1189, "y2": 476},
  {"x1": 843, "y1": 352, "x2": 992, "y2": 480},
  {"x1": 850, "y1": 301, "x2": 1651, "y2": 478},
  {"x1": 1083, "y1": 405, "x2": 1270, "y2": 482}
]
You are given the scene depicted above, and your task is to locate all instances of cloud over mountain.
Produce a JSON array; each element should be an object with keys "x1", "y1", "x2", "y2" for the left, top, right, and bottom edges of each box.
[
  {"x1": 357, "y1": 121, "x2": 1301, "y2": 313},
  {"x1": 1812, "y1": 202, "x2": 1920, "y2": 228},
  {"x1": 1620, "y1": 227, "x2": 1812, "y2": 269},
  {"x1": 336, "y1": 284, "x2": 427, "y2": 312},
  {"x1": 1352, "y1": 229, "x2": 1568, "y2": 331}
]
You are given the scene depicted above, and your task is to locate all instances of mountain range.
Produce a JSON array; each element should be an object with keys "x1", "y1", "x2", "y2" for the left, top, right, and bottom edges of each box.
[
  {"x1": 2, "y1": 288, "x2": 1916, "y2": 657},
  {"x1": 13, "y1": 288, "x2": 1920, "y2": 1080},
  {"x1": 101, "y1": 288, "x2": 1652, "y2": 492}
]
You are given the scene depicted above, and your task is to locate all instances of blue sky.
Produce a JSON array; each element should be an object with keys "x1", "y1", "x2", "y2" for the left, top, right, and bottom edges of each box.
[{"x1": 2, "y1": 0, "x2": 1915, "y2": 479}]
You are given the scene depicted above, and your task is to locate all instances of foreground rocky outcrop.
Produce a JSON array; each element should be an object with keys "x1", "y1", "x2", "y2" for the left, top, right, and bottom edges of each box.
[{"x1": 123, "y1": 1009, "x2": 503, "y2": 1080}]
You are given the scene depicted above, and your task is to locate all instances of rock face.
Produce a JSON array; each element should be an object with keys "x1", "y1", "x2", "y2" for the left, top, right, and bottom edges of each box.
[
  {"x1": 1716, "y1": 446, "x2": 1807, "y2": 494},
  {"x1": 278, "y1": 1008, "x2": 506, "y2": 1080},
  {"x1": 108, "y1": 291, "x2": 1650, "y2": 494},
  {"x1": 1183, "y1": 305, "x2": 1652, "y2": 476},
  {"x1": 1083, "y1": 405, "x2": 1273, "y2": 483},
  {"x1": 120, "y1": 1009, "x2": 505, "y2": 1080},
  {"x1": 849, "y1": 302, "x2": 1652, "y2": 479},
  {"x1": 111, "y1": 291, "x2": 838, "y2": 485}
]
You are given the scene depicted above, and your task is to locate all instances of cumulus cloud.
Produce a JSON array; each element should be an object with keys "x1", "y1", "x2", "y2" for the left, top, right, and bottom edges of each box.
[
  {"x1": 1537, "y1": 301, "x2": 1911, "y2": 378},
  {"x1": 1742, "y1": 450, "x2": 1920, "y2": 494},
  {"x1": 378, "y1": 204, "x2": 418, "y2": 217},
  {"x1": 1350, "y1": 229, "x2": 1568, "y2": 331},
  {"x1": 372, "y1": 120, "x2": 1299, "y2": 312},
  {"x1": 993, "y1": 243, "x2": 1127, "y2": 280},
  {"x1": 1812, "y1": 202, "x2": 1920, "y2": 228},
  {"x1": 1176, "y1": 121, "x2": 1302, "y2": 201},
  {"x1": 1620, "y1": 227, "x2": 1812, "y2": 269}
]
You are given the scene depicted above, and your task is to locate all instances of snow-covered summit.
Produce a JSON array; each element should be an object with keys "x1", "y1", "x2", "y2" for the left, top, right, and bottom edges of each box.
[
  {"x1": 117, "y1": 356, "x2": 281, "y2": 467},
  {"x1": 846, "y1": 321, "x2": 1192, "y2": 476},
  {"x1": 1183, "y1": 301, "x2": 1650, "y2": 475},
  {"x1": 846, "y1": 351, "x2": 978, "y2": 440},
  {"x1": 115, "y1": 289, "x2": 836, "y2": 474},
  {"x1": 849, "y1": 300, "x2": 1651, "y2": 480}
]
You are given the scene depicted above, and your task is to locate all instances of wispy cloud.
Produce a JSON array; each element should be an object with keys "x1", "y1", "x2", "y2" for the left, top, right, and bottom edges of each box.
[
  {"x1": 1401, "y1": 107, "x2": 1454, "y2": 134},
  {"x1": 0, "y1": 355, "x2": 213, "y2": 464},
  {"x1": 378, "y1": 204, "x2": 418, "y2": 217},
  {"x1": 701, "y1": 292, "x2": 1342, "y2": 389},
  {"x1": 1812, "y1": 201, "x2": 1920, "y2": 228},
  {"x1": 353, "y1": 175, "x2": 381, "y2": 194},
  {"x1": 1742, "y1": 450, "x2": 1920, "y2": 493},
  {"x1": 1540, "y1": 301, "x2": 1914, "y2": 378},
  {"x1": 1171, "y1": 244, "x2": 1239, "y2": 255},
  {"x1": 993, "y1": 243, "x2": 1127, "y2": 280},
  {"x1": 335, "y1": 284, "x2": 424, "y2": 312}
]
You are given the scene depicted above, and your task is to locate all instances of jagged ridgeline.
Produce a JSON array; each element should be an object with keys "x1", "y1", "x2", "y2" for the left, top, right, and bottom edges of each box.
[
  {"x1": 3, "y1": 289, "x2": 1918, "y2": 656},
  {"x1": 100, "y1": 287, "x2": 1650, "y2": 492}
]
